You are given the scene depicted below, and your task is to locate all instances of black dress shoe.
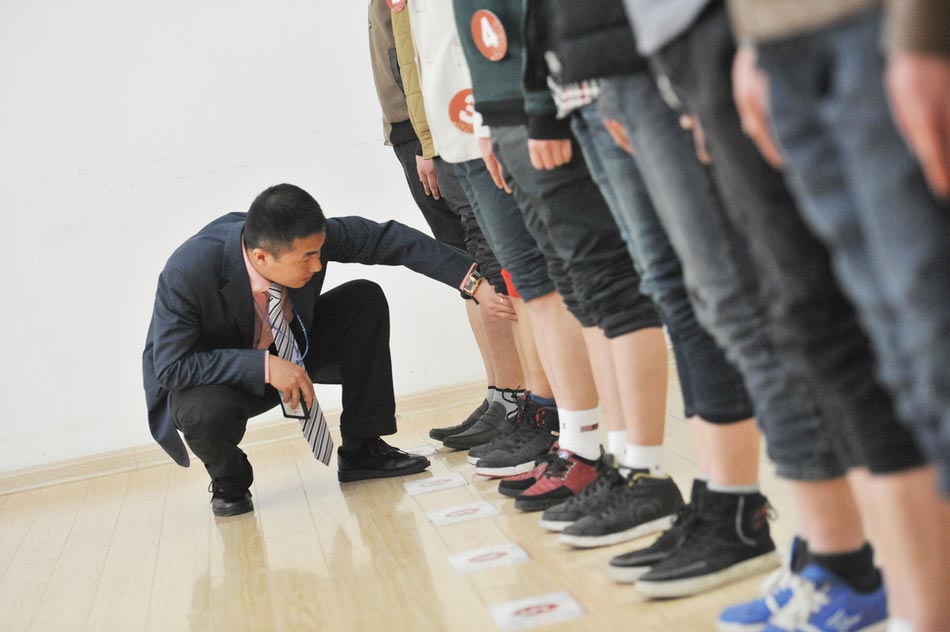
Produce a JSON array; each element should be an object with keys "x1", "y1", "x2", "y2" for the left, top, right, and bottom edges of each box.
[
  {"x1": 337, "y1": 438, "x2": 431, "y2": 482},
  {"x1": 211, "y1": 490, "x2": 254, "y2": 517}
]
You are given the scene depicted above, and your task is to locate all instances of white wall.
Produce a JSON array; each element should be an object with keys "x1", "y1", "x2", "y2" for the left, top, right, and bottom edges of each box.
[{"x1": 0, "y1": 0, "x2": 483, "y2": 472}]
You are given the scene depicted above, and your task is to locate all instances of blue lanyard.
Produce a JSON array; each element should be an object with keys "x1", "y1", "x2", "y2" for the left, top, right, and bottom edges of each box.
[{"x1": 254, "y1": 297, "x2": 309, "y2": 364}]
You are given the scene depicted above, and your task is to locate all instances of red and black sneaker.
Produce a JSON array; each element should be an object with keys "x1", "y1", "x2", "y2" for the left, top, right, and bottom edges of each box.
[
  {"x1": 497, "y1": 443, "x2": 559, "y2": 497},
  {"x1": 513, "y1": 449, "x2": 599, "y2": 512}
]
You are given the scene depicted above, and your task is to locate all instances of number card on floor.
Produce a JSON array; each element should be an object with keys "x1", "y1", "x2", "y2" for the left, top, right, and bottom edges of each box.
[
  {"x1": 426, "y1": 500, "x2": 500, "y2": 526},
  {"x1": 403, "y1": 472, "x2": 468, "y2": 497},
  {"x1": 489, "y1": 592, "x2": 585, "y2": 631},
  {"x1": 448, "y1": 543, "x2": 530, "y2": 575}
]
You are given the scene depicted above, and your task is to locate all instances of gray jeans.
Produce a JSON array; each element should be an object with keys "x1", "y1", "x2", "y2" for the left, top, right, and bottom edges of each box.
[
  {"x1": 598, "y1": 73, "x2": 844, "y2": 481},
  {"x1": 758, "y1": 9, "x2": 947, "y2": 490}
]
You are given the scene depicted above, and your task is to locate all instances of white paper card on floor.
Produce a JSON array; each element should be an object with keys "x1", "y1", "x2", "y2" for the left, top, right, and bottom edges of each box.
[
  {"x1": 426, "y1": 500, "x2": 500, "y2": 526},
  {"x1": 489, "y1": 591, "x2": 585, "y2": 631},
  {"x1": 403, "y1": 472, "x2": 468, "y2": 496},
  {"x1": 406, "y1": 444, "x2": 437, "y2": 456},
  {"x1": 448, "y1": 543, "x2": 530, "y2": 575}
]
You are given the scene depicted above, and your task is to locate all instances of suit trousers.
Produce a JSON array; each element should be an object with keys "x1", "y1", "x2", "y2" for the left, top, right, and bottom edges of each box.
[{"x1": 170, "y1": 280, "x2": 396, "y2": 494}]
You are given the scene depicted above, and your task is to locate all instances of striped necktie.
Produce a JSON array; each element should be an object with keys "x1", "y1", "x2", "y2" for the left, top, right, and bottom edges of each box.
[{"x1": 267, "y1": 282, "x2": 333, "y2": 465}]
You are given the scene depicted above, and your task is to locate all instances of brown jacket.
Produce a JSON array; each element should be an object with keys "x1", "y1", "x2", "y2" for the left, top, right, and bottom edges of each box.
[
  {"x1": 368, "y1": 0, "x2": 412, "y2": 145},
  {"x1": 730, "y1": 0, "x2": 950, "y2": 56},
  {"x1": 392, "y1": 2, "x2": 436, "y2": 158}
]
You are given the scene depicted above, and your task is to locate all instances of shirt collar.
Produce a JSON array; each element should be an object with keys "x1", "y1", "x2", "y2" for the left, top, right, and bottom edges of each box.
[{"x1": 242, "y1": 238, "x2": 272, "y2": 295}]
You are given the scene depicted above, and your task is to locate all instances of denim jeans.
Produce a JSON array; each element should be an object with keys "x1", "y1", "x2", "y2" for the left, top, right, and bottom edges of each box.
[
  {"x1": 570, "y1": 102, "x2": 753, "y2": 424},
  {"x1": 491, "y1": 124, "x2": 661, "y2": 338},
  {"x1": 757, "y1": 9, "x2": 949, "y2": 489},
  {"x1": 452, "y1": 158, "x2": 556, "y2": 302},
  {"x1": 651, "y1": 1, "x2": 924, "y2": 477},
  {"x1": 595, "y1": 73, "x2": 845, "y2": 481},
  {"x1": 432, "y1": 157, "x2": 507, "y2": 295}
]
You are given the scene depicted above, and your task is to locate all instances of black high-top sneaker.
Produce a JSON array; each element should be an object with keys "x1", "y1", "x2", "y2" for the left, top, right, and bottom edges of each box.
[
  {"x1": 429, "y1": 398, "x2": 489, "y2": 442},
  {"x1": 608, "y1": 479, "x2": 706, "y2": 583},
  {"x1": 441, "y1": 399, "x2": 509, "y2": 450},
  {"x1": 467, "y1": 392, "x2": 536, "y2": 464},
  {"x1": 634, "y1": 488, "x2": 779, "y2": 598},
  {"x1": 559, "y1": 469, "x2": 685, "y2": 548},
  {"x1": 474, "y1": 402, "x2": 559, "y2": 477}
]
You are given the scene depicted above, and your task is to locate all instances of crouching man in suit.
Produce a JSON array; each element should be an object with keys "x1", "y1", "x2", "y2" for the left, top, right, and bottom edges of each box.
[{"x1": 143, "y1": 183, "x2": 500, "y2": 516}]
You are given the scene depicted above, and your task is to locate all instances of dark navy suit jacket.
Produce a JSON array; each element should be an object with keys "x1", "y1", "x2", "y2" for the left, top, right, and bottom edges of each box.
[{"x1": 143, "y1": 212, "x2": 472, "y2": 466}]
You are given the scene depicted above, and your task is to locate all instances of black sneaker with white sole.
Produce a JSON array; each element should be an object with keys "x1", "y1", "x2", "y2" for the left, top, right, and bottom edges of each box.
[
  {"x1": 429, "y1": 398, "x2": 489, "y2": 442},
  {"x1": 634, "y1": 489, "x2": 779, "y2": 599},
  {"x1": 608, "y1": 479, "x2": 706, "y2": 583},
  {"x1": 474, "y1": 405, "x2": 558, "y2": 477},
  {"x1": 559, "y1": 469, "x2": 684, "y2": 548},
  {"x1": 539, "y1": 451, "x2": 623, "y2": 532},
  {"x1": 442, "y1": 400, "x2": 509, "y2": 450},
  {"x1": 466, "y1": 393, "x2": 537, "y2": 464}
]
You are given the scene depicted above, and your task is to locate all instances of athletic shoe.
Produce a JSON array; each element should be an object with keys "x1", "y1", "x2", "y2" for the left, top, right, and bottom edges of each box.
[
  {"x1": 442, "y1": 400, "x2": 509, "y2": 450},
  {"x1": 474, "y1": 404, "x2": 558, "y2": 477},
  {"x1": 559, "y1": 469, "x2": 685, "y2": 548},
  {"x1": 429, "y1": 398, "x2": 489, "y2": 442},
  {"x1": 716, "y1": 536, "x2": 807, "y2": 632},
  {"x1": 467, "y1": 392, "x2": 538, "y2": 464},
  {"x1": 496, "y1": 445, "x2": 559, "y2": 497},
  {"x1": 608, "y1": 479, "x2": 706, "y2": 583},
  {"x1": 514, "y1": 450, "x2": 598, "y2": 512},
  {"x1": 539, "y1": 451, "x2": 623, "y2": 532},
  {"x1": 762, "y1": 564, "x2": 887, "y2": 632},
  {"x1": 635, "y1": 489, "x2": 779, "y2": 598}
]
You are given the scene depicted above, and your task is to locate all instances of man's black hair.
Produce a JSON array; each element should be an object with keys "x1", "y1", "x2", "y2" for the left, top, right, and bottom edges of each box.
[{"x1": 244, "y1": 184, "x2": 327, "y2": 256}]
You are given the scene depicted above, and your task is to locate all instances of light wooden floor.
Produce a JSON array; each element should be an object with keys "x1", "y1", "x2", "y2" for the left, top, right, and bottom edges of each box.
[{"x1": 0, "y1": 371, "x2": 796, "y2": 631}]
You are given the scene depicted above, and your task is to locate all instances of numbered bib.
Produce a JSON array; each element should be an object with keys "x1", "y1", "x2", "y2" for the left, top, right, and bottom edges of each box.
[
  {"x1": 449, "y1": 89, "x2": 475, "y2": 134},
  {"x1": 471, "y1": 10, "x2": 507, "y2": 62},
  {"x1": 386, "y1": 0, "x2": 406, "y2": 12}
]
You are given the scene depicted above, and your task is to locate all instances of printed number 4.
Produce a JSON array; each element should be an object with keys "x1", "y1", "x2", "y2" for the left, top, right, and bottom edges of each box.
[{"x1": 481, "y1": 17, "x2": 500, "y2": 49}]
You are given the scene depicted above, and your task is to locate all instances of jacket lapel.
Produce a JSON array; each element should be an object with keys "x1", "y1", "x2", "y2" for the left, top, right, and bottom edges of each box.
[{"x1": 220, "y1": 223, "x2": 255, "y2": 348}]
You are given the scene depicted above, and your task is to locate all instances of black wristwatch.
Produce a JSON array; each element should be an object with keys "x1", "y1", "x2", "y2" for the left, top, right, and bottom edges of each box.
[{"x1": 460, "y1": 267, "x2": 483, "y2": 304}]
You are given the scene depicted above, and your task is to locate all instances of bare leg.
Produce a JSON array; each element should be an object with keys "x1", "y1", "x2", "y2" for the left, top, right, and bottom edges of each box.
[
  {"x1": 863, "y1": 466, "x2": 950, "y2": 629},
  {"x1": 581, "y1": 327, "x2": 623, "y2": 434},
  {"x1": 608, "y1": 327, "x2": 668, "y2": 446},
  {"x1": 478, "y1": 302, "x2": 524, "y2": 390},
  {"x1": 788, "y1": 477, "x2": 865, "y2": 554},
  {"x1": 524, "y1": 292, "x2": 598, "y2": 410},
  {"x1": 509, "y1": 297, "x2": 553, "y2": 398},
  {"x1": 694, "y1": 418, "x2": 760, "y2": 486},
  {"x1": 464, "y1": 300, "x2": 494, "y2": 387}
]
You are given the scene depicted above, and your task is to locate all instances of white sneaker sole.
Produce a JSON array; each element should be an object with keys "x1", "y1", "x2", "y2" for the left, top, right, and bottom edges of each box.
[
  {"x1": 466, "y1": 454, "x2": 479, "y2": 465},
  {"x1": 635, "y1": 550, "x2": 781, "y2": 599},
  {"x1": 608, "y1": 563, "x2": 653, "y2": 584},
  {"x1": 559, "y1": 514, "x2": 676, "y2": 549},
  {"x1": 474, "y1": 460, "x2": 535, "y2": 478},
  {"x1": 538, "y1": 518, "x2": 573, "y2": 532}
]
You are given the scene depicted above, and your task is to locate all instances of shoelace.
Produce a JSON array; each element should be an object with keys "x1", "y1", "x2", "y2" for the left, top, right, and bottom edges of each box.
[
  {"x1": 769, "y1": 576, "x2": 831, "y2": 630},
  {"x1": 561, "y1": 461, "x2": 623, "y2": 509},
  {"x1": 543, "y1": 452, "x2": 574, "y2": 479},
  {"x1": 755, "y1": 554, "x2": 796, "y2": 612},
  {"x1": 593, "y1": 468, "x2": 653, "y2": 516}
]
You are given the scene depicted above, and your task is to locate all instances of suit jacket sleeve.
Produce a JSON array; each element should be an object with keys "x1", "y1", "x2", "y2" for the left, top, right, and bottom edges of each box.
[
  {"x1": 324, "y1": 216, "x2": 473, "y2": 287},
  {"x1": 150, "y1": 266, "x2": 267, "y2": 395}
]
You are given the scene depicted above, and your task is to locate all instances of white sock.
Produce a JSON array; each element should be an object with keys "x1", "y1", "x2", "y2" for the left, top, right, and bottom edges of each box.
[
  {"x1": 486, "y1": 387, "x2": 496, "y2": 404},
  {"x1": 707, "y1": 481, "x2": 760, "y2": 494},
  {"x1": 887, "y1": 620, "x2": 914, "y2": 632},
  {"x1": 607, "y1": 431, "x2": 626, "y2": 461},
  {"x1": 624, "y1": 444, "x2": 664, "y2": 475},
  {"x1": 497, "y1": 389, "x2": 522, "y2": 416},
  {"x1": 557, "y1": 408, "x2": 602, "y2": 460}
]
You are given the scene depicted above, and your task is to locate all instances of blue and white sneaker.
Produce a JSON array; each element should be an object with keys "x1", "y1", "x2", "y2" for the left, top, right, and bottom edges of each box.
[
  {"x1": 717, "y1": 536, "x2": 803, "y2": 631},
  {"x1": 762, "y1": 564, "x2": 888, "y2": 632}
]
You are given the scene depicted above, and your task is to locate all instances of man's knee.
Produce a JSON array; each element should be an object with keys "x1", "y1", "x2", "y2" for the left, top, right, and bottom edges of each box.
[{"x1": 171, "y1": 385, "x2": 246, "y2": 432}]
